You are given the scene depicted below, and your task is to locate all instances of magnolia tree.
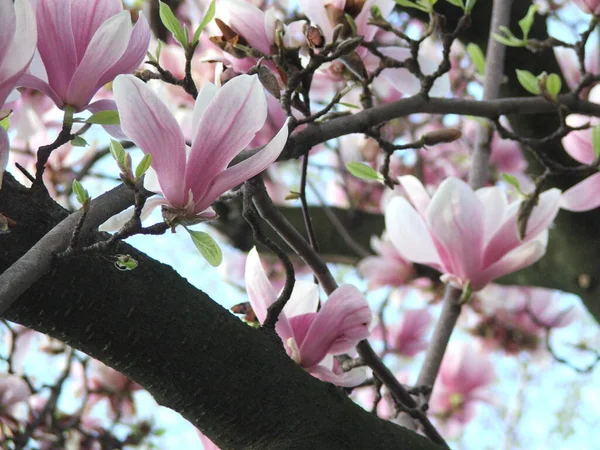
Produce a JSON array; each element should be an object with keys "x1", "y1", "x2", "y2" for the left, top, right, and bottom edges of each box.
[{"x1": 0, "y1": 0, "x2": 599, "y2": 448}]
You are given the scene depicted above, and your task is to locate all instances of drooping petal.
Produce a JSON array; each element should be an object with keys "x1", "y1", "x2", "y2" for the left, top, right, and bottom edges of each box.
[
  {"x1": 478, "y1": 232, "x2": 548, "y2": 291},
  {"x1": 561, "y1": 122, "x2": 595, "y2": 165},
  {"x1": 70, "y1": 0, "x2": 123, "y2": 62},
  {"x1": 218, "y1": 0, "x2": 272, "y2": 54},
  {"x1": 308, "y1": 359, "x2": 367, "y2": 387},
  {"x1": 298, "y1": 285, "x2": 371, "y2": 367},
  {"x1": 113, "y1": 75, "x2": 187, "y2": 207},
  {"x1": 186, "y1": 74, "x2": 268, "y2": 200},
  {"x1": 95, "y1": 13, "x2": 151, "y2": 90},
  {"x1": 193, "y1": 118, "x2": 288, "y2": 213},
  {"x1": 560, "y1": 172, "x2": 600, "y2": 212},
  {"x1": 36, "y1": 0, "x2": 77, "y2": 101},
  {"x1": 15, "y1": 73, "x2": 64, "y2": 109},
  {"x1": 398, "y1": 175, "x2": 431, "y2": 216},
  {"x1": 385, "y1": 196, "x2": 441, "y2": 266},
  {"x1": 66, "y1": 11, "x2": 132, "y2": 108},
  {"x1": 98, "y1": 196, "x2": 168, "y2": 232}
]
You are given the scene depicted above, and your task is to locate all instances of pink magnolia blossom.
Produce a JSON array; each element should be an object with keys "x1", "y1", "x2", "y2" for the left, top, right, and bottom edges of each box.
[
  {"x1": 385, "y1": 175, "x2": 561, "y2": 291},
  {"x1": 560, "y1": 86, "x2": 600, "y2": 212},
  {"x1": 358, "y1": 233, "x2": 414, "y2": 290},
  {"x1": 19, "y1": 0, "x2": 150, "y2": 112},
  {"x1": 197, "y1": 430, "x2": 221, "y2": 450},
  {"x1": 572, "y1": 0, "x2": 600, "y2": 14},
  {"x1": 245, "y1": 247, "x2": 372, "y2": 386},
  {"x1": 429, "y1": 342, "x2": 494, "y2": 436},
  {"x1": 0, "y1": 373, "x2": 31, "y2": 439},
  {"x1": 86, "y1": 359, "x2": 142, "y2": 420},
  {"x1": 387, "y1": 308, "x2": 431, "y2": 357},
  {"x1": 113, "y1": 74, "x2": 289, "y2": 224},
  {"x1": 473, "y1": 284, "x2": 576, "y2": 353},
  {"x1": 0, "y1": 0, "x2": 37, "y2": 187}
]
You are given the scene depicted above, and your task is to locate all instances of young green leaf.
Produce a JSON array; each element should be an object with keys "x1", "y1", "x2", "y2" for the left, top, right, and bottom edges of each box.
[
  {"x1": 394, "y1": 0, "x2": 430, "y2": 13},
  {"x1": 135, "y1": 154, "x2": 153, "y2": 179},
  {"x1": 193, "y1": 0, "x2": 216, "y2": 45},
  {"x1": 159, "y1": 0, "x2": 187, "y2": 46},
  {"x1": 72, "y1": 180, "x2": 89, "y2": 205},
  {"x1": 445, "y1": 0, "x2": 464, "y2": 10},
  {"x1": 516, "y1": 69, "x2": 541, "y2": 95},
  {"x1": 115, "y1": 254, "x2": 138, "y2": 271},
  {"x1": 188, "y1": 230, "x2": 223, "y2": 267},
  {"x1": 545, "y1": 73, "x2": 562, "y2": 98},
  {"x1": 501, "y1": 173, "x2": 522, "y2": 192},
  {"x1": 465, "y1": 0, "x2": 477, "y2": 12},
  {"x1": 71, "y1": 136, "x2": 89, "y2": 147},
  {"x1": 518, "y1": 4, "x2": 539, "y2": 41},
  {"x1": 346, "y1": 162, "x2": 382, "y2": 181},
  {"x1": 466, "y1": 43, "x2": 486, "y2": 75},
  {"x1": 344, "y1": 13, "x2": 358, "y2": 36},
  {"x1": 86, "y1": 110, "x2": 120, "y2": 125},
  {"x1": 592, "y1": 125, "x2": 600, "y2": 159},
  {"x1": 0, "y1": 113, "x2": 11, "y2": 131},
  {"x1": 109, "y1": 140, "x2": 126, "y2": 166}
]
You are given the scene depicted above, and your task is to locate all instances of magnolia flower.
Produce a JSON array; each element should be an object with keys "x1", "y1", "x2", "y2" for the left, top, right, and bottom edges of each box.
[
  {"x1": 572, "y1": 0, "x2": 600, "y2": 14},
  {"x1": 388, "y1": 308, "x2": 431, "y2": 357},
  {"x1": 385, "y1": 176, "x2": 561, "y2": 291},
  {"x1": 560, "y1": 86, "x2": 600, "y2": 212},
  {"x1": 19, "y1": 0, "x2": 150, "y2": 112},
  {"x1": 245, "y1": 248, "x2": 371, "y2": 386},
  {"x1": 429, "y1": 342, "x2": 494, "y2": 436},
  {"x1": 0, "y1": 373, "x2": 31, "y2": 439},
  {"x1": 0, "y1": 0, "x2": 37, "y2": 186},
  {"x1": 113, "y1": 74, "x2": 289, "y2": 225},
  {"x1": 358, "y1": 233, "x2": 414, "y2": 290}
]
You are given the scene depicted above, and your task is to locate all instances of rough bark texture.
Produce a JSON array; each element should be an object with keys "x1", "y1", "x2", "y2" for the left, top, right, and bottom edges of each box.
[{"x1": 0, "y1": 174, "x2": 438, "y2": 450}]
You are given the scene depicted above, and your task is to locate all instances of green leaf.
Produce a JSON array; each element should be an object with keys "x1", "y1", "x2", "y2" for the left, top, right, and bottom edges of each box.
[
  {"x1": 159, "y1": 0, "x2": 187, "y2": 46},
  {"x1": 86, "y1": 110, "x2": 120, "y2": 125},
  {"x1": 72, "y1": 180, "x2": 89, "y2": 205},
  {"x1": 465, "y1": 0, "x2": 477, "y2": 12},
  {"x1": 71, "y1": 136, "x2": 89, "y2": 147},
  {"x1": 545, "y1": 73, "x2": 562, "y2": 98},
  {"x1": 346, "y1": 162, "x2": 382, "y2": 181},
  {"x1": 445, "y1": 0, "x2": 464, "y2": 9},
  {"x1": 193, "y1": 0, "x2": 216, "y2": 45},
  {"x1": 592, "y1": 125, "x2": 600, "y2": 159},
  {"x1": 501, "y1": 173, "x2": 522, "y2": 193},
  {"x1": 394, "y1": 0, "x2": 430, "y2": 12},
  {"x1": 344, "y1": 13, "x2": 358, "y2": 36},
  {"x1": 492, "y1": 33, "x2": 523, "y2": 47},
  {"x1": 155, "y1": 39, "x2": 164, "y2": 62},
  {"x1": 0, "y1": 113, "x2": 10, "y2": 131},
  {"x1": 135, "y1": 154, "x2": 153, "y2": 179},
  {"x1": 338, "y1": 102, "x2": 360, "y2": 109},
  {"x1": 188, "y1": 230, "x2": 223, "y2": 267},
  {"x1": 466, "y1": 43, "x2": 485, "y2": 75},
  {"x1": 370, "y1": 5, "x2": 383, "y2": 17},
  {"x1": 516, "y1": 69, "x2": 541, "y2": 95},
  {"x1": 109, "y1": 140, "x2": 126, "y2": 165},
  {"x1": 518, "y1": 4, "x2": 539, "y2": 41},
  {"x1": 115, "y1": 254, "x2": 138, "y2": 271}
]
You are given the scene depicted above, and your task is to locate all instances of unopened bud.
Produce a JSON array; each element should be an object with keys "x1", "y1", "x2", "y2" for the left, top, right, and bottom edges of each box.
[
  {"x1": 258, "y1": 66, "x2": 281, "y2": 99},
  {"x1": 421, "y1": 128, "x2": 462, "y2": 146}
]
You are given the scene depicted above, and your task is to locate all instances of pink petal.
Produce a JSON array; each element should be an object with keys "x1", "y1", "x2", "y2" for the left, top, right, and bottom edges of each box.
[
  {"x1": 308, "y1": 361, "x2": 367, "y2": 387},
  {"x1": 476, "y1": 187, "x2": 507, "y2": 245},
  {"x1": 193, "y1": 118, "x2": 288, "y2": 214},
  {"x1": 0, "y1": 374, "x2": 31, "y2": 408},
  {"x1": 398, "y1": 174, "x2": 431, "y2": 216},
  {"x1": 478, "y1": 232, "x2": 548, "y2": 290},
  {"x1": 561, "y1": 124, "x2": 595, "y2": 165},
  {"x1": 355, "y1": 0, "x2": 395, "y2": 42},
  {"x1": 298, "y1": 285, "x2": 371, "y2": 367},
  {"x1": 16, "y1": 73, "x2": 64, "y2": 109},
  {"x1": 427, "y1": 178, "x2": 485, "y2": 281},
  {"x1": 95, "y1": 13, "x2": 151, "y2": 89},
  {"x1": 560, "y1": 172, "x2": 600, "y2": 212},
  {"x1": 385, "y1": 196, "x2": 441, "y2": 266},
  {"x1": 36, "y1": 0, "x2": 77, "y2": 101},
  {"x1": 66, "y1": 11, "x2": 133, "y2": 108},
  {"x1": 282, "y1": 281, "x2": 320, "y2": 317},
  {"x1": 0, "y1": 1, "x2": 17, "y2": 66},
  {"x1": 483, "y1": 189, "x2": 560, "y2": 266},
  {"x1": 70, "y1": 0, "x2": 123, "y2": 62},
  {"x1": 191, "y1": 81, "x2": 219, "y2": 142},
  {"x1": 218, "y1": 0, "x2": 272, "y2": 54},
  {"x1": 298, "y1": 0, "x2": 335, "y2": 42},
  {"x1": 113, "y1": 75, "x2": 187, "y2": 207},
  {"x1": 245, "y1": 248, "x2": 278, "y2": 323},
  {"x1": 0, "y1": 0, "x2": 37, "y2": 105},
  {"x1": 186, "y1": 75, "x2": 268, "y2": 201}
]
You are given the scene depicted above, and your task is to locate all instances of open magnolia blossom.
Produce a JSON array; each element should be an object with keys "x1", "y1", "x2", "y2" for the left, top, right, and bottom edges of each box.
[
  {"x1": 18, "y1": 0, "x2": 150, "y2": 112},
  {"x1": 245, "y1": 248, "x2": 372, "y2": 386},
  {"x1": 0, "y1": 0, "x2": 37, "y2": 187},
  {"x1": 385, "y1": 176, "x2": 561, "y2": 291},
  {"x1": 112, "y1": 74, "x2": 289, "y2": 226},
  {"x1": 560, "y1": 85, "x2": 600, "y2": 212}
]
